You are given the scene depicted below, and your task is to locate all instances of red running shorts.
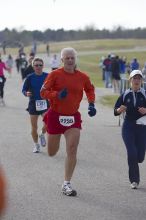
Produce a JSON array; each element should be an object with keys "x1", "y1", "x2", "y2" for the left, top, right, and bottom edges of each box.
[{"x1": 43, "y1": 109, "x2": 82, "y2": 134}]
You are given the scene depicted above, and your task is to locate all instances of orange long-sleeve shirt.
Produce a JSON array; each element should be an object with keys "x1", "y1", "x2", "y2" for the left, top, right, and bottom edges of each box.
[{"x1": 40, "y1": 67, "x2": 95, "y2": 115}]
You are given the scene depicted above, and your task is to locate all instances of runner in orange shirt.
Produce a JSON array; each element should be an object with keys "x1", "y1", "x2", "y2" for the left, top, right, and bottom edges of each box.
[{"x1": 40, "y1": 47, "x2": 96, "y2": 196}]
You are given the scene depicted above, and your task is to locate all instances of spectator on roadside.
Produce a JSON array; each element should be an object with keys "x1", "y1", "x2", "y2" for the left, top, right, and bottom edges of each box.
[
  {"x1": 98, "y1": 56, "x2": 105, "y2": 82},
  {"x1": 130, "y1": 58, "x2": 139, "y2": 71},
  {"x1": 46, "y1": 44, "x2": 50, "y2": 56},
  {"x1": 50, "y1": 54, "x2": 60, "y2": 70},
  {"x1": 31, "y1": 41, "x2": 37, "y2": 56},
  {"x1": 103, "y1": 54, "x2": 112, "y2": 88},
  {"x1": 126, "y1": 62, "x2": 131, "y2": 75},
  {"x1": 2, "y1": 41, "x2": 6, "y2": 55},
  {"x1": 111, "y1": 55, "x2": 121, "y2": 93},
  {"x1": 142, "y1": 63, "x2": 146, "y2": 78},
  {"x1": 119, "y1": 56, "x2": 127, "y2": 79},
  {"x1": 142, "y1": 63, "x2": 146, "y2": 89}
]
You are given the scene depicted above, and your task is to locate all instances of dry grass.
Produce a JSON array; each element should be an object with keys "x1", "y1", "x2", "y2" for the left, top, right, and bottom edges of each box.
[{"x1": 3, "y1": 38, "x2": 146, "y2": 55}]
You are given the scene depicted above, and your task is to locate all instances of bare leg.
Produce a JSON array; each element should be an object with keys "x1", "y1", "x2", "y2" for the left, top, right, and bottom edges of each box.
[
  {"x1": 64, "y1": 128, "x2": 80, "y2": 181},
  {"x1": 30, "y1": 115, "x2": 39, "y2": 143},
  {"x1": 41, "y1": 113, "x2": 47, "y2": 134},
  {"x1": 47, "y1": 133, "x2": 61, "y2": 156}
]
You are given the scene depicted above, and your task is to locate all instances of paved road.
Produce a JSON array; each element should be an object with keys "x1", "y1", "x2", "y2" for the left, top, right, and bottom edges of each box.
[{"x1": 1, "y1": 63, "x2": 146, "y2": 220}]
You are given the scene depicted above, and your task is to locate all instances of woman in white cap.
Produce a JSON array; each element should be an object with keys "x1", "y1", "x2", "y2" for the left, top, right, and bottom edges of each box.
[{"x1": 114, "y1": 70, "x2": 146, "y2": 189}]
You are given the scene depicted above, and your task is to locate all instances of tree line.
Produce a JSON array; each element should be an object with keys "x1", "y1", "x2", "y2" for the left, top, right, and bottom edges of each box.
[{"x1": 0, "y1": 26, "x2": 146, "y2": 47}]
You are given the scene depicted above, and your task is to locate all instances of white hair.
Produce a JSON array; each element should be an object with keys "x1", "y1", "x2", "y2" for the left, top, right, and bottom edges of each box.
[{"x1": 60, "y1": 47, "x2": 77, "y2": 60}]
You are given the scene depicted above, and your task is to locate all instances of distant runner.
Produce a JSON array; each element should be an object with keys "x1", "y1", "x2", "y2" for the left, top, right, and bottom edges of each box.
[{"x1": 0, "y1": 58, "x2": 9, "y2": 105}]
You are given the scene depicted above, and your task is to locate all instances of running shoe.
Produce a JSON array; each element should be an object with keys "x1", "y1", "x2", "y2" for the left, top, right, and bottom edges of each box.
[
  {"x1": 130, "y1": 182, "x2": 138, "y2": 189},
  {"x1": 62, "y1": 183, "x2": 77, "y2": 196},
  {"x1": 39, "y1": 133, "x2": 46, "y2": 147},
  {"x1": 33, "y1": 143, "x2": 40, "y2": 153}
]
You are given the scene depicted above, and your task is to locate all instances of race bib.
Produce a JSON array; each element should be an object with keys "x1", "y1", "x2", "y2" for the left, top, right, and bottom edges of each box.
[
  {"x1": 35, "y1": 100, "x2": 47, "y2": 111},
  {"x1": 59, "y1": 116, "x2": 75, "y2": 127}
]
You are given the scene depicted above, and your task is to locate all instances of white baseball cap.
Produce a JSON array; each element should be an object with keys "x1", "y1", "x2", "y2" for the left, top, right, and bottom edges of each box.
[{"x1": 129, "y1": 70, "x2": 143, "y2": 79}]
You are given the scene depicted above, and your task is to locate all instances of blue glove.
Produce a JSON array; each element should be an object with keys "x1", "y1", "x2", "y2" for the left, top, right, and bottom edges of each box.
[
  {"x1": 88, "y1": 103, "x2": 96, "y2": 117},
  {"x1": 58, "y1": 88, "x2": 68, "y2": 99}
]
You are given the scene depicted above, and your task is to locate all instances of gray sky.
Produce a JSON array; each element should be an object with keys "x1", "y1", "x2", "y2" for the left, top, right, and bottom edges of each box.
[{"x1": 1, "y1": 0, "x2": 146, "y2": 31}]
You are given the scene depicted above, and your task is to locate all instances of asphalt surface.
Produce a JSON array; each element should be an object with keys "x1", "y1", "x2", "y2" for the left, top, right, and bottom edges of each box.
[{"x1": 1, "y1": 62, "x2": 146, "y2": 220}]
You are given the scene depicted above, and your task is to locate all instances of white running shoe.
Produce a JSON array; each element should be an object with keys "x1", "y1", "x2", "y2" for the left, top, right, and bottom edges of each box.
[
  {"x1": 131, "y1": 182, "x2": 138, "y2": 189},
  {"x1": 39, "y1": 133, "x2": 46, "y2": 147},
  {"x1": 62, "y1": 183, "x2": 77, "y2": 196},
  {"x1": 33, "y1": 143, "x2": 40, "y2": 153}
]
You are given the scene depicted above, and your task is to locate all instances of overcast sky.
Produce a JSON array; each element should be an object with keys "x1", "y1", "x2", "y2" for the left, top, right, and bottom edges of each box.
[{"x1": 1, "y1": 0, "x2": 146, "y2": 31}]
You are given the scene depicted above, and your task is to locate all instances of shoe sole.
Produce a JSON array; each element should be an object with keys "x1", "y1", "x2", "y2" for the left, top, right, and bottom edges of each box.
[
  {"x1": 62, "y1": 190, "x2": 77, "y2": 196},
  {"x1": 131, "y1": 186, "x2": 138, "y2": 189}
]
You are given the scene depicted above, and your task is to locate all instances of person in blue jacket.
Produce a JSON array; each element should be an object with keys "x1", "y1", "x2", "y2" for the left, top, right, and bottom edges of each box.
[
  {"x1": 22, "y1": 58, "x2": 49, "y2": 153},
  {"x1": 130, "y1": 58, "x2": 139, "y2": 71},
  {"x1": 114, "y1": 70, "x2": 146, "y2": 189}
]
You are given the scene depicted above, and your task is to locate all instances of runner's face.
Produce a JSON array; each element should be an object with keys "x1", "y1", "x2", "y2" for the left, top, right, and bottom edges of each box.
[
  {"x1": 131, "y1": 75, "x2": 142, "y2": 90},
  {"x1": 33, "y1": 61, "x2": 43, "y2": 74},
  {"x1": 62, "y1": 52, "x2": 76, "y2": 72}
]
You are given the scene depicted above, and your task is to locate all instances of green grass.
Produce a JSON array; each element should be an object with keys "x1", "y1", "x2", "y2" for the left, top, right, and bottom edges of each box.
[
  {"x1": 77, "y1": 51, "x2": 146, "y2": 87},
  {"x1": 100, "y1": 95, "x2": 119, "y2": 108}
]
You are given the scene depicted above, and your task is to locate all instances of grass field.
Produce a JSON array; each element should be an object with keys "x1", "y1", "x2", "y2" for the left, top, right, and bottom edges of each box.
[
  {"x1": 78, "y1": 50, "x2": 146, "y2": 87},
  {"x1": 100, "y1": 94, "x2": 119, "y2": 107}
]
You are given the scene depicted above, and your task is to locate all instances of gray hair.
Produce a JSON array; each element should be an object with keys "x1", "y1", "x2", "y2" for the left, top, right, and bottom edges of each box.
[{"x1": 60, "y1": 47, "x2": 77, "y2": 60}]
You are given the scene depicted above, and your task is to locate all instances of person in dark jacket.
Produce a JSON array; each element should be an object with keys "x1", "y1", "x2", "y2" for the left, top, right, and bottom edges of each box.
[
  {"x1": 114, "y1": 70, "x2": 146, "y2": 189},
  {"x1": 130, "y1": 58, "x2": 139, "y2": 71},
  {"x1": 23, "y1": 56, "x2": 34, "y2": 79},
  {"x1": 103, "y1": 55, "x2": 112, "y2": 88},
  {"x1": 19, "y1": 53, "x2": 28, "y2": 80},
  {"x1": 111, "y1": 55, "x2": 121, "y2": 93}
]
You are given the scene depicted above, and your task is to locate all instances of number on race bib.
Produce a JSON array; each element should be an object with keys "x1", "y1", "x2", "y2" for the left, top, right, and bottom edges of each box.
[
  {"x1": 59, "y1": 116, "x2": 75, "y2": 127},
  {"x1": 35, "y1": 100, "x2": 47, "y2": 111}
]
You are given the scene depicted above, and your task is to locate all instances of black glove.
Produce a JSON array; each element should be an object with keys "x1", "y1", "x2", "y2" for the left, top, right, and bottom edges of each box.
[
  {"x1": 88, "y1": 103, "x2": 96, "y2": 117},
  {"x1": 58, "y1": 88, "x2": 68, "y2": 99}
]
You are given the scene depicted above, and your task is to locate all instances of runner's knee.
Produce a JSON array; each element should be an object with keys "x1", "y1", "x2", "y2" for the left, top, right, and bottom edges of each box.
[{"x1": 47, "y1": 144, "x2": 59, "y2": 157}]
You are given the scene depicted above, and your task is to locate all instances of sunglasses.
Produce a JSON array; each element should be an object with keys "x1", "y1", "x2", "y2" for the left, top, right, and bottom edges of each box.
[
  {"x1": 34, "y1": 64, "x2": 43, "y2": 67},
  {"x1": 133, "y1": 76, "x2": 142, "y2": 80}
]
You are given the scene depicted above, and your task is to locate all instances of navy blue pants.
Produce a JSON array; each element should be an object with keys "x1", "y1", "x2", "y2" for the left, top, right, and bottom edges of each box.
[{"x1": 122, "y1": 120, "x2": 146, "y2": 184}]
